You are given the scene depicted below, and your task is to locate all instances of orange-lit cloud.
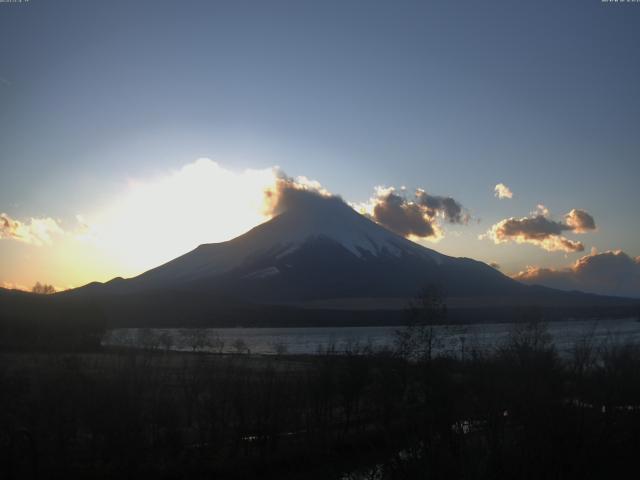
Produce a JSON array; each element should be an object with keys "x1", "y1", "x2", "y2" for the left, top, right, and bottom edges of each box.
[
  {"x1": 1, "y1": 280, "x2": 29, "y2": 291},
  {"x1": 565, "y1": 208, "x2": 596, "y2": 233},
  {"x1": 494, "y1": 183, "x2": 513, "y2": 199},
  {"x1": 481, "y1": 206, "x2": 596, "y2": 253},
  {"x1": 514, "y1": 249, "x2": 640, "y2": 298},
  {"x1": 0, "y1": 213, "x2": 64, "y2": 246}
]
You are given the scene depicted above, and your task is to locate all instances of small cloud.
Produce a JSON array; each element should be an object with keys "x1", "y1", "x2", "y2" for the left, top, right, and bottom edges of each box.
[
  {"x1": 513, "y1": 250, "x2": 640, "y2": 298},
  {"x1": 415, "y1": 190, "x2": 469, "y2": 224},
  {"x1": 533, "y1": 204, "x2": 550, "y2": 217},
  {"x1": 356, "y1": 186, "x2": 469, "y2": 241},
  {"x1": 565, "y1": 209, "x2": 596, "y2": 233},
  {"x1": 481, "y1": 206, "x2": 596, "y2": 253},
  {"x1": 1, "y1": 213, "x2": 64, "y2": 246},
  {"x1": 489, "y1": 262, "x2": 501, "y2": 270},
  {"x1": 372, "y1": 189, "x2": 439, "y2": 239},
  {"x1": 494, "y1": 183, "x2": 513, "y2": 200}
]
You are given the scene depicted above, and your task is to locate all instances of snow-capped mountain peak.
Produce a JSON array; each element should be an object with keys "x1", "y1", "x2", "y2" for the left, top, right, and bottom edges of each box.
[
  {"x1": 71, "y1": 192, "x2": 526, "y2": 304},
  {"x1": 243, "y1": 195, "x2": 443, "y2": 260},
  {"x1": 124, "y1": 195, "x2": 444, "y2": 289}
]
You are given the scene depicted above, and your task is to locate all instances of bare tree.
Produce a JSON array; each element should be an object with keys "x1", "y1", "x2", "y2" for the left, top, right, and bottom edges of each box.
[
  {"x1": 31, "y1": 282, "x2": 56, "y2": 294},
  {"x1": 272, "y1": 341, "x2": 288, "y2": 356},
  {"x1": 159, "y1": 330, "x2": 173, "y2": 352},
  {"x1": 395, "y1": 285, "x2": 447, "y2": 362},
  {"x1": 137, "y1": 328, "x2": 160, "y2": 351},
  {"x1": 232, "y1": 338, "x2": 249, "y2": 354},
  {"x1": 498, "y1": 309, "x2": 557, "y2": 370},
  {"x1": 184, "y1": 328, "x2": 211, "y2": 353},
  {"x1": 210, "y1": 333, "x2": 225, "y2": 354}
]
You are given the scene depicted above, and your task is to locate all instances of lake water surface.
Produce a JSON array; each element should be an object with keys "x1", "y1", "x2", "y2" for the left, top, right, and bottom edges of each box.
[{"x1": 102, "y1": 317, "x2": 640, "y2": 357}]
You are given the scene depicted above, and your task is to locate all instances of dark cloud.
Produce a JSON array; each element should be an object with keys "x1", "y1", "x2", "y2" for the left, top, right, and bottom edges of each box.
[
  {"x1": 514, "y1": 250, "x2": 640, "y2": 298},
  {"x1": 264, "y1": 176, "x2": 344, "y2": 217},
  {"x1": 415, "y1": 190, "x2": 468, "y2": 224},
  {"x1": 483, "y1": 206, "x2": 596, "y2": 253},
  {"x1": 365, "y1": 187, "x2": 468, "y2": 239},
  {"x1": 497, "y1": 215, "x2": 566, "y2": 239},
  {"x1": 372, "y1": 191, "x2": 437, "y2": 238}
]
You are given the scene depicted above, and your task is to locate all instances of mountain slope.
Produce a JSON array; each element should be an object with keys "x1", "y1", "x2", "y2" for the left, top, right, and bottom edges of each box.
[{"x1": 73, "y1": 194, "x2": 523, "y2": 302}]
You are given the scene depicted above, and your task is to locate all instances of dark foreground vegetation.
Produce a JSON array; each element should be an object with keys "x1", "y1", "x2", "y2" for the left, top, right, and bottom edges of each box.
[{"x1": 1, "y1": 319, "x2": 640, "y2": 480}]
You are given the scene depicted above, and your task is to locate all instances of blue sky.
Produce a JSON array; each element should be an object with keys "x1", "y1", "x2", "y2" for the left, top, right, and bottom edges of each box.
[{"x1": 1, "y1": 0, "x2": 639, "y2": 289}]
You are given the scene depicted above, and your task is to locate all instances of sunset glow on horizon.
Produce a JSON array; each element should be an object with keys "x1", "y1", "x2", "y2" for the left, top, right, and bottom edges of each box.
[
  {"x1": 2, "y1": 159, "x2": 284, "y2": 290},
  {"x1": 0, "y1": 156, "x2": 616, "y2": 293}
]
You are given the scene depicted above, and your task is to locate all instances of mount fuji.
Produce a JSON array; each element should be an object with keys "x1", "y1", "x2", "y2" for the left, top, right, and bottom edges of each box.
[
  {"x1": 74, "y1": 193, "x2": 525, "y2": 303},
  {"x1": 60, "y1": 191, "x2": 637, "y2": 327}
]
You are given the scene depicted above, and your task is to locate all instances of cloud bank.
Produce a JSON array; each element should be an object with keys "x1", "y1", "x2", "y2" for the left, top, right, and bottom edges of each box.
[
  {"x1": 0, "y1": 213, "x2": 64, "y2": 246},
  {"x1": 482, "y1": 206, "x2": 596, "y2": 252},
  {"x1": 514, "y1": 250, "x2": 640, "y2": 298},
  {"x1": 494, "y1": 183, "x2": 513, "y2": 199}
]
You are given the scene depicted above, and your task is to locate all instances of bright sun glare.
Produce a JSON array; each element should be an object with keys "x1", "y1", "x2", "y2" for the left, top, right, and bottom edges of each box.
[{"x1": 82, "y1": 159, "x2": 277, "y2": 275}]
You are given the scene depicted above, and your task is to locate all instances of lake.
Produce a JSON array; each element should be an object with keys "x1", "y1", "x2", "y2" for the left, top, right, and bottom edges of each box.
[{"x1": 102, "y1": 317, "x2": 640, "y2": 357}]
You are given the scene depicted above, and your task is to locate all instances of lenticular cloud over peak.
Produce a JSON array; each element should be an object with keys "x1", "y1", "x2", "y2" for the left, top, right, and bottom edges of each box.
[{"x1": 263, "y1": 175, "x2": 340, "y2": 218}]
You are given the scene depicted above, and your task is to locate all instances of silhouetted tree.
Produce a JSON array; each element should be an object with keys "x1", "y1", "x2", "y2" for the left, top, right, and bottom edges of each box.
[
  {"x1": 233, "y1": 338, "x2": 248, "y2": 354},
  {"x1": 395, "y1": 285, "x2": 447, "y2": 361},
  {"x1": 183, "y1": 328, "x2": 211, "y2": 352},
  {"x1": 31, "y1": 282, "x2": 56, "y2": 294}
]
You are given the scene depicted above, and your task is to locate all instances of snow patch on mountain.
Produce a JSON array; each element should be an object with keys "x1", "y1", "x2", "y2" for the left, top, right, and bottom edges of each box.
[
  {"x1": 243, "y1": 266, "x2": 280, "y2": 280},
  {"x1": 239, "y1": 195, "x2": 444, "y2": 263}
]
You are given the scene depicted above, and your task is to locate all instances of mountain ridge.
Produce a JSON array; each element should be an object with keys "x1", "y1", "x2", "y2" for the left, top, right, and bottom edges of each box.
[
  {"x1": 68, "y1": 195, "x2": 523, "y2": 301},
  {"x1": 9, "y1": 188, "x2": 634, "y2": 328},
  {"x1": 60, "y1": 193, "x2": 638, "y2": 319}
]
